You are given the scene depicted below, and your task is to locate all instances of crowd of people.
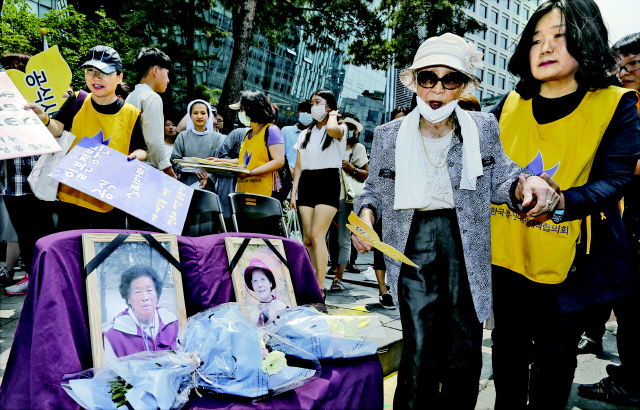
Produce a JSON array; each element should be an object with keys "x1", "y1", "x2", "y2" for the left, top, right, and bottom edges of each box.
[{"x1": 1, "y1": 0, "x2": 640, "y2": 408}]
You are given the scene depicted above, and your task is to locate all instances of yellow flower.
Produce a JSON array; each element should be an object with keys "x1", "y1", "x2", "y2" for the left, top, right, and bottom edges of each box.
[{"x1": 261, "y1": 351, "x2": 287, "y2": 376}]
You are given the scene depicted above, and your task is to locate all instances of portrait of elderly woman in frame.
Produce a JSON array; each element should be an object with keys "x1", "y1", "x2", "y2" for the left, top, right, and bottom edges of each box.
[
  {"x1": 244, "y1": 258, "x2": 289, "y2": 326},
  {"x1": 351, "y1": 33, "x2": 559, "y2": 409},
  {"x1": 103, "y1": 265, "x2": 179, "y2": 362}
]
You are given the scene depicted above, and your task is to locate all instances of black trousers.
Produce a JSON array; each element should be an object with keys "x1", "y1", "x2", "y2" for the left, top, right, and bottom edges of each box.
[
  {"x1": 3, "y1": 194, "x2": 53, "y2": 274},
  {"x1": 582, "y1": 178, "x2": 640, "y2": 389},
  {"x1": 492, "y1": 265, "x2": 583, "y2": 410},
  {"x1": 394, "y1": 210, "x2": 482, "y2": 410}
]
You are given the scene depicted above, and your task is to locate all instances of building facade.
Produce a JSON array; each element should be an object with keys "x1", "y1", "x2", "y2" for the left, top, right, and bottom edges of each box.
[
  {"x1": 463, "y1": 0, "x2": 539, "y2": 103},
  {"x1": 25, "y1": 0, "x2": 67, "y2": 16},
  {"x1": 200, "y1": 5, "x2": 390, "y2": 153}
]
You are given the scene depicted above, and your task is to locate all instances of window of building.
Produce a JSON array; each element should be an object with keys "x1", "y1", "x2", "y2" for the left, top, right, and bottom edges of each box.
[
  {"x1": 491, "y1": 10, "x2": 499, "y2": 24},
  {"x1": 501, "y1": 16, "x2": 509, "y2": 30},
  {"x1": 467, "y1": 1, "x2": 476, "y2": 12},
  {"x1": 364, "y1": 130, "x2": 374, "y2": 143},
  {"x1": 499, "y1": 56, "x2": 507, "y2": 70},
  {"x1": 488, "y1": 71, "x2": 495, "y2": 85},
  {"x1": 509, "y1": 80, "x2": 514, "y2": 90},
  {"x1": 498, "y1": 76, "x2": 506, "y2": 89},
  {"x1": 478, "y1": 30, "x2": 486, "y2": 40},
  {"x1": 490, "y1": 31, "x2": 498, "y2": 45},
  {"x1": 502, "y1": 0, "x2": 510, "y2": 9},
  {"x1": 366, "y1": 110, "x2": 380, "y2": 123},
  {"x1": 475, "y1": 89, "x2": 483, "y2": 101},
  {"x1": 479, "y1": 3, "x2": 488, "y2": 18},
  {"x1": 500, "y1": 36, "x2": 508, "y2": 50},
  {"x1": 513, "y1": 2, "x2": 520, "y2": 14},
  {"x1": 487, "y1": 92, "x2": 494, "y2": 99},
  {"x1": 523, "y1": 7, "x2": 529, "y2": 19},
  {"x1": 488, "y1": 51, "x2": 496, "y2": 65},
  {"x1": 476, "y1": 69, "x2": 484, "y2": 81},
  {"x1": 478, "y1": 46, "x2": 486, "y2": 60},
  {"x1": 512, "y1": 22, "x2": 519, "y2": 34}
]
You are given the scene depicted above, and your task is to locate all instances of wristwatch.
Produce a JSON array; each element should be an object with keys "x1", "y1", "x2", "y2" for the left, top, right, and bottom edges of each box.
[
  {"x1": 551, "y1": 208, "x2": 564, "y2": 224},
  {"x1": 351, "y1": 168, "x2": 358, "y2": 176}
]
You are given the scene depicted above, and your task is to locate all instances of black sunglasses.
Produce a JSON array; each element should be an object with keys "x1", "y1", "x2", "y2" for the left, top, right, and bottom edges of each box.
[{"x1": 417, "y1": 71, "x2": 466, "y2": 90}]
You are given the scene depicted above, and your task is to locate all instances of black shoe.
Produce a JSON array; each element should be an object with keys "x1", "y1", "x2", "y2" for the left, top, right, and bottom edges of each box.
[
  {"x1": 578, "y1": 376, "x2": 640, "y2": 406},
  {"x1": 577, "y1": 336, "x2": 603, "y2": 355},
  {"x1": 0, "y1": 266, "x2": 14, "y2": 286},
  {"x1": 379, "y1": 293, "x2": 396, "y2": 310},
  {"x1": 345, "y1": 264, "x2": 361, "y2": 273}
]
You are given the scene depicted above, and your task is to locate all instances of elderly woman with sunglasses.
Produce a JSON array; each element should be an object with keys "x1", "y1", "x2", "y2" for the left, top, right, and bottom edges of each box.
[{"x1": 351, "y1": 33, "x2": 558, "y2": 409}]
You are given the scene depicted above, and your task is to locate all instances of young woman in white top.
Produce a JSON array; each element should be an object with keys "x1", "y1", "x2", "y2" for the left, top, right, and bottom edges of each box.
[{"x1": 290, "y1": 90, "x2": 347, "y2": 297}]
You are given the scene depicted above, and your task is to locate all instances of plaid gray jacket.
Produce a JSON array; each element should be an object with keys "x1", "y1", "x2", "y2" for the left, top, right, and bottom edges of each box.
[{"x1": 354, "y1": 111, "x2": 524, "y2": 322}]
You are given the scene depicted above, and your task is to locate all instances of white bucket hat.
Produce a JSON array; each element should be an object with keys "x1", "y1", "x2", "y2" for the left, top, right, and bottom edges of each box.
[{"x1": 400, "y1": 33, "x2": 484, "y2": 95}]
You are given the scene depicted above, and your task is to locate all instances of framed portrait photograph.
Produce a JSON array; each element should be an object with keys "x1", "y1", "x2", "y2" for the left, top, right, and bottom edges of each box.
[
  {"x1": 82, "y1": 233, "x2": 187, "y2": 366},
  {"x1": 225, "y1": 237, "x2": 297, "y2": 327}
]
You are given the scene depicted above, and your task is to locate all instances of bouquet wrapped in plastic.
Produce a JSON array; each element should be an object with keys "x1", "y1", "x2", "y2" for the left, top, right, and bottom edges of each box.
[
  {"x1": 62, "y1": 303, "x2": 321, "y2": 409},
  {"x1": 62, "y1": 351, "x2": 196, "y2": 410},
  {"x1": 185, "y1": 303, "x2": 321, "y2": 399},
  {"x1": 267, "y1": 305, "x2": 386, "y2": 359}
]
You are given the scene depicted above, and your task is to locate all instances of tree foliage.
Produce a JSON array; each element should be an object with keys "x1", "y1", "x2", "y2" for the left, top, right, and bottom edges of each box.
[
  {"x1": 215, "y1": 0, "x2": 384, "y2": 134},
  {"x1": 0, "y1": 0, "x2": 137, "y2": 90},
  {"x1": 123, "y1": 0, "x2": 228, "y2": 108},
  {"x1": 346, "y1": 0, "x2": 487, "y2": 70}
]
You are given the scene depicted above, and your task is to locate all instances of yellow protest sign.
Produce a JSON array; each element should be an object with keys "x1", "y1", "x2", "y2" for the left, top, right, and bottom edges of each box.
[
  {"x1": 6, "y1": 45, "x2": 71, "y2": 115},
  {"x1": 347, "y1": 212, "x2": 418, "y2": 268}
]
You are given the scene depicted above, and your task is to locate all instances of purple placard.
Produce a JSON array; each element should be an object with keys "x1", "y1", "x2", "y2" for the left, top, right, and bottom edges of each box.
[{"x1": 51, "y1": 136, "x2": 194, "y2": 234}]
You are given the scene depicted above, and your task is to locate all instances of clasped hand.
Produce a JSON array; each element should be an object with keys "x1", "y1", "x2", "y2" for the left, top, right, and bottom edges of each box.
[{"x1": 515, "y1": 173, "x2": 562, "y2": 217}]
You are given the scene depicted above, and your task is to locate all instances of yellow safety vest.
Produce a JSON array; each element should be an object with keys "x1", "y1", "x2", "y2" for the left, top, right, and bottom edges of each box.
[
  {"x1": 491, "y1": 86, "x2": 631, "y2": 283},
  {"x1": 58, "y1": 93, "x2": 139, "y2": 212},
  {"x1": 236, "y1": 125, "x2": 277, "y2": 197}
]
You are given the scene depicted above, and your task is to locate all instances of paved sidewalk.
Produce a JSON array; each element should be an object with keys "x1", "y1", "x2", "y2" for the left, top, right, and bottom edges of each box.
[{"x1": 1, "y1": 251, "x2": 636, "y2": 409}]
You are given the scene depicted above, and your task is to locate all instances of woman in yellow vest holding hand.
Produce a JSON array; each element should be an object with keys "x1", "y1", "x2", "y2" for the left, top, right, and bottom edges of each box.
[{"x1": 489, "y1": 1, "x2": 640, "y2": 409}]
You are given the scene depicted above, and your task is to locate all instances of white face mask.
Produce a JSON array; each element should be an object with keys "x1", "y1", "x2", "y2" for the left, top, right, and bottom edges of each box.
[
  {"x1": 238, "y1": 111, "x2": 251, "y2": 126},
  {"x1": 311, "y1": 105, "x2": 328, "y2": 122},
  {"x1": 416, "y1": 97, "x2": 459, "y2": 124}
]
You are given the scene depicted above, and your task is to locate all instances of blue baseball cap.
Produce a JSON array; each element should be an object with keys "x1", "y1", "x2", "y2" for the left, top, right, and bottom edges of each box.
[{"x1": 81, "y1": 45, "x2": 122, "y2": 74}]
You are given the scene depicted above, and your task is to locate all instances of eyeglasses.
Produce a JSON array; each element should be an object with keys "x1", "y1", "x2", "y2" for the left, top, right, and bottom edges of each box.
[
  {"x1": 84, "y1": 67, "x2": 111, "y2": 79},
  {"x1": 619, "y1": 60, "x2": 640, "y2": 74},
  {"x1": 416, "y1": 71, "x2": 466, "y2": 90}
]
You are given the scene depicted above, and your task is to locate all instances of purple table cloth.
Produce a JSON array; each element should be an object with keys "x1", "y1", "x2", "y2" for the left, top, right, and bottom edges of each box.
[{"x1": 0, "y1": 230, "x2": 383, "y2": 410}]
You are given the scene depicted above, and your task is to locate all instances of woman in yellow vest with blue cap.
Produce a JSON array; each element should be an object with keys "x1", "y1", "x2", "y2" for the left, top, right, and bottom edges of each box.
[{"x1": 489, "y1": 1, "x2": 640, "y2": 408}]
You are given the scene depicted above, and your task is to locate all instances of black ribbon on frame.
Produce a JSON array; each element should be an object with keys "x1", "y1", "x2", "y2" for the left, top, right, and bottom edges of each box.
[
  {"x1": 85, "y1": 233, "x2": 182, "y2": 276},
  {"x1": 227, "y1": 237, "x2": 291, "y2": 274}
]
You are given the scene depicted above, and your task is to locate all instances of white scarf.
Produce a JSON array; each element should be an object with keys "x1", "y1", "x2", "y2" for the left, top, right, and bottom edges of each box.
[
  {"x1": 186, "y1": 99, "x2": 215, "y2": 136},
  {"x1": 394, "y1": 104, "x2": 483, "y2": 210}
]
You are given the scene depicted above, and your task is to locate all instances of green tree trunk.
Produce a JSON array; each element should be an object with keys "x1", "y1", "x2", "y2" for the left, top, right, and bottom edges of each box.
[{"x1": 218, "y1": 0, "x2": 257, "y2": 135}]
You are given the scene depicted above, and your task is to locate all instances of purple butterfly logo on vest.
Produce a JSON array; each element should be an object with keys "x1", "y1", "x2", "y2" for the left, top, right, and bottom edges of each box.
[
  {"x1": 243, "y1": 150, "x2": 252, "y2": 167},
  {"x1": 88, "y1": 129, "x2": 111, "y2": 146},
  {"x1": 526, "y1": 151, "x2": 560, "y2": 177}
]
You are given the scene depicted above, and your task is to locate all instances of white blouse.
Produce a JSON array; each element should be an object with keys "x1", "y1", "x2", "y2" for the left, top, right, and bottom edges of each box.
[
  {"x1": 294, "y1": 123, "x2": 348, "y2": 170},
  {"x1": 418, "y1": 131, "x2": 455, "y2": 211}
]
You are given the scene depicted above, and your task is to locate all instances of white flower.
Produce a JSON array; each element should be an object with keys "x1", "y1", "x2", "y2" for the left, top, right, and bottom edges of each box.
[
  {"x1": 327, "y1": 318, "x2": 346, "y2": 338},
  {"x1": 261, "y1": 351, "x2": 287, "y2": 376},
  {"x1": 463, "y1": 43, "x2": 485, "y2": 71}
]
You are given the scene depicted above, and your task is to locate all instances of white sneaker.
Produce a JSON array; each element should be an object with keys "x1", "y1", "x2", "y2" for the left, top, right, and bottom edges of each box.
[
  {"x1": 363, "y1": 267, "x2": 376, "y2": 281},
  {"x1": 6, "y1": 275, "x2": 28, "y2": 295},
  {"x1": 605, "y1": 321, "x2": 618, "y2": 333}
]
